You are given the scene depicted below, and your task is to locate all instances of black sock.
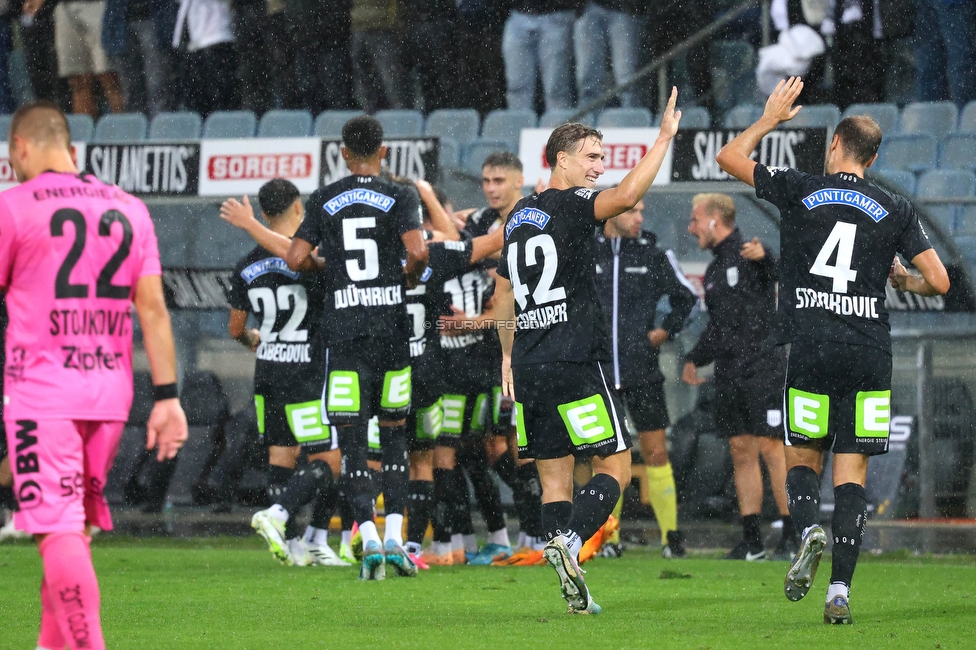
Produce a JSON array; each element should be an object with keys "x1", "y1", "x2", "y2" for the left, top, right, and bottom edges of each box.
[
  {"x1": 406, "y1": 480, "x2": 434, "y2": 545},
  {"x1": 338, "y1": 477, "x2": 355, "y2": 532},
  {"x1": 368, "y1": 467, "x2": 382, "y2": 500},
  {"x1": 380, "y1": 425, "x2": 409, "y2": 515},
  {"x1": 452, "y1": 467, "x2": 475, "y2": 536},
  {"x1": 465, "y1": 453, "x2": 506, "y2": 534},
  {"x1": 515, "y1": 462, "x2": 543, "y2": 538},
  {"x1": 742, "y1": 514, "x2": 762, "y2": 546},
  {"x1": 541, "y1": 501, "x2": 573, "y2": 542},
  {"x1": 492, "y1": 453, "x2": 518, "y2": 488},
  {"x1": 340, "y1": 423, "x2": 375, "y2": 525},
  {"x1": 432, "y1": 468, "x2": 453, "y2": 543},
  {"x1": 266, "y1": 464, "x2": 294, "y2": 505},
  {"x1": 781, "y1": 515, "x2": 795, "y2": 541},
  {"x1": 786, "y1": 465, "x2": 821, "y2": 535},
  {"x1": 280, "y1": 460, "x2": 333, "y2": 514},
  {"x1": 0, "y1": 484, "x2": 14, "y2": 510},
  {"x1": 566, "y1": 473, "x2": 620, "y2": 543},
  {"x1": 309, "y1": 479, "x2": 340, "y2": 531},
  {"x1": 830, "y1": 483, "x2": 867, "y2": 588}
]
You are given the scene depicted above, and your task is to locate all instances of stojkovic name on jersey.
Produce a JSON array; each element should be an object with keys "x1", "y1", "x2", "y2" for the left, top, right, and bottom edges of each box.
[
  {"x1": 505, "y1": 207, "x2": 551, "y2": 238},
  {"x1": 795, "y1": 287, "x2": 880, "y2": 319},
  {"x1": 801, "y1": 189, "x2": 889, "y2": 222},
  {"x1": 241, "y1": 257, "x2": 300, "y2": 283},
  {"x1": 324, "y1": 189, "x2": 395, "y2": 215},
  {"x1": 334, "y1": 283, "x2": 403, "y2": 309},
  {"x1": 516, "y1": 301, "x2": 568, "y2": 329},
  {"x1": 255, "y1": 341, "x2": 313, "y2": 363}
]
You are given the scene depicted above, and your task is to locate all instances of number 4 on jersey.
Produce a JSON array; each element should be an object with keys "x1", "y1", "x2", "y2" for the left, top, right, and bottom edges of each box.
[{"x1": 810, "y1": 221, "x2": 858, "y2": 293}]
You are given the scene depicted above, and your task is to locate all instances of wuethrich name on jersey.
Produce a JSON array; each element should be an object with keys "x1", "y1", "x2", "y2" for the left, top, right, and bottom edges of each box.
[{"x1": 334, "y1": 283, "x2": 403, "y2": 309}]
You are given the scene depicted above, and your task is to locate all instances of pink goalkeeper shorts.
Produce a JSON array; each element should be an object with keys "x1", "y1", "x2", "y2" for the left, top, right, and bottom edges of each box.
[{"x1": 5, "y1": 419, "x2": 125, "y2": 534}]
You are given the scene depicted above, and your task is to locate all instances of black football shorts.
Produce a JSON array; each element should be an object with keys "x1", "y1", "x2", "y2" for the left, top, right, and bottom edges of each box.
[
  {"x1": 713, "y1": 347, "x2": 788, "y2": 440},
  {"x1": 323, "y1": 336, "x2": 411, "y2": 424},
  {"x1": 619, "y1": 381, "x2": 670, "y2": 432}
]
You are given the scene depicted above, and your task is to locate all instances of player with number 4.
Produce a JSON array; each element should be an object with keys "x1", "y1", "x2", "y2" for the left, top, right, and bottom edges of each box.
[
  {"x1": 492, "y1": 88, "x2": 681, "y2": 614},
  {"x1": 716, "y1": 76, "x2": 949, "y2": 625}
]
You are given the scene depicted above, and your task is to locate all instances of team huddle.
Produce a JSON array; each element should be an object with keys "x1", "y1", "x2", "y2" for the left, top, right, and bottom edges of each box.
[{"x1": 0, "y1": 77, "x2": 952, "y2": 648}]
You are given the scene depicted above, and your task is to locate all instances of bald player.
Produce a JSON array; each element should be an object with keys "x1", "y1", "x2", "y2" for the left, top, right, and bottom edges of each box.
[{"x1": 0, "y1": 102, "x2": 187, "y2": 649}]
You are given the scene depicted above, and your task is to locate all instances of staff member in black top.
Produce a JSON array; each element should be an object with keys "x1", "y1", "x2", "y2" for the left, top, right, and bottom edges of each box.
[
  {"x1": 494, "y1": 88, "x2": 681, "y2": 614},
  {"x1": 594, "y1": 200, "x2": 697, "y2": 558},
  {"x1": 683, "y1": 193, "x2": 795, "y2": 562},
  {"x1": 717, "y1": 77, "x2": 949, "y2": 624}
]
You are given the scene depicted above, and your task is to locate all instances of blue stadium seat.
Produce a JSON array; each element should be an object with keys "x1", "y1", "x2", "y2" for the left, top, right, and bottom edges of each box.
[
  {"x1": 539, "y1": 109, "x2": 588, "y2": 129},
  {"x1": 597, "y1": 107, "x2": 652, "y2": 128},
  {"x1": 939, "y1": 133, "x2": 976, "y2": 171},
  {"x1": 94, "y1": 113, "x2": 148, "y2": 142},
  {"x1": 875, "y1": 134, "x2": 937, "y2": 173},
  {"x1": 463, "y1": 139, "x2": 512, "y2": 176},
  {"x1": 955, "y1": 205, "x2": 976, "y2": 236},
  {"x1": 867, "y1": 169, "x2": 916, "y2": 196},
  {"x1": 202, "y1": 110, "x2": 256, "y2": 139},
  {"x1": 437, "y1": 136, "x2": 461, "y2": 170},
  {"x1": 149, "y1": 111, "x2": 202, "y2": 140},
  {"x1": 481, "y1": 109, "x2": 535, "y2": 152},
  {"x1": 723, "y1": 105, "x2": 761, "y2": 129},
  {"x1": 899, "y1": 101, "x2": 958, "y2": 139},
  {"x1": 258, "y1": 110, "x2": 312, "y2": 137},
  {"x1": 669, "y1": 106, "x2": 710, "y2": 129},
  {"x1": 959, "y1": 101, "x2": 976, "y2": 133},
  {"x1": 841, "y1": 103, "x2": 899, "y2": 134},
  {"x1": 67, "y1": 114, "x2": 95, "y2": 142},
  {"x1": 0, "y1": 114, "x2": 11, "y2": 141},
  {"x1": 916, "y1": 169, "x2": 976, "y2": 233},
  {"x1": 314, "y1": 110, "x2": 363, "y2": 138},
  {"x1": 375, "y1": 109, "x2": 423, "y2": 137},
  {"x1": 425, "y1": 109, "x2": 479, "y2": 147},
  {"x1": 788, "y1": 104, "x2": 841, "y2": 130}
]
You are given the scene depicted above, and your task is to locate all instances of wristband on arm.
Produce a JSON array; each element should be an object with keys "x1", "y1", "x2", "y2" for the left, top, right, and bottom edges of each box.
[{"x1": 153, "y1": 383, "x2": 179, "y2": 401}]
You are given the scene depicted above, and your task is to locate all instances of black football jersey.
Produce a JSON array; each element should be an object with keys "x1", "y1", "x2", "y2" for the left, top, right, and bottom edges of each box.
[
  {"x1": 497, "y1": 187, "x2": 611, "y2": 366},
  {"x1": 229, "y1": 246, "x2": 328, "y2": 399},
  {"x1": 754, "y1": 164, "x2": 932, "y2": 352},
  {"x1": 295, "y1": 174, "x2": 423, "y2": 344},
  {"x1": 405, "y1": 238, "x2": 475, "y2": 360}
]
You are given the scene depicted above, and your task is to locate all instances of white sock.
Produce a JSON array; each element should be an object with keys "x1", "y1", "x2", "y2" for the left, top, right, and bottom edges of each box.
[
  {"x1": 341, "y1": 530, "x2": 352, "y2": 546},
  {"x1": 562, "y1": 531, "x2": 583, "y2": 559},
  {"x1": 463, "y1": 534, "x2": 478, "y2": 554},
  {"x1": 433, "y1": 541, "x2": 452, "y2": 556},
  {"x1": 385, "y1": 514, "x2": 404, "y2": 546},
  {"x1": 303, "y1": 526, "x2": 328, "y2": 546},
  {"x1": 404, "y1": 541, "x2": 422, "y2": 555},
  {"x1": 826, "y1": 582, "x2": 849, "y2": 603},
  {"x1": 359, "y1": 521, "x2": 381, "y2": 547},
  {"x1": 516, "y1": 531, "x2": 526, "y2": 549},
  {"x1": 488, "y1": 528, "x2": 510, "y2": 547},
  {"x1": 451, "y1": 533, "x2": 464, "y2": 552},
  {"x1": 268, "y1": 504, "x2": 288, "y2": 522},
  {"x1": 528, "y1": 535, "x2": 547, "y2": 551}
]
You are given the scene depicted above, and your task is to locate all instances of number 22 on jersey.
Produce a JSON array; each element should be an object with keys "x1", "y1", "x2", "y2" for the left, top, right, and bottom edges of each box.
[{"x1": 50, "y1": 208, "x2": 133, "y2": 299}]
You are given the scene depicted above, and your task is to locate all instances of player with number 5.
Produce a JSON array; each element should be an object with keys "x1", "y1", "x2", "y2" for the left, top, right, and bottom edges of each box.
[
  {"x1": 716, "y1": 76, "x2": 949, "y2": 625},
  {"x1": 492, "y1": 88, "x2": 681, "y2": 615}
]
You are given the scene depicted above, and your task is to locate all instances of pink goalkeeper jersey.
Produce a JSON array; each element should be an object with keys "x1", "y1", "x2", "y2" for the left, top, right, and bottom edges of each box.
[{"x1": 0, "y1": 171, "x2": 162, "y2": 421}]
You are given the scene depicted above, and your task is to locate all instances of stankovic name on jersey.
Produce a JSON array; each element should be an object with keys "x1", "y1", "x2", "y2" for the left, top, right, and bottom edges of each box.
[
  {"x1": 334, "y1": 284, "x2": 403, "y2": 309},
  {"x1": 795, "y1": 288, "x2": 880, "y2": 319},
  {"x1": 516, "y1": 301, "x2": 568, "y2": 329},
  {"x1": 255, "y1": 341, "x2": 312, "y2": 363}
]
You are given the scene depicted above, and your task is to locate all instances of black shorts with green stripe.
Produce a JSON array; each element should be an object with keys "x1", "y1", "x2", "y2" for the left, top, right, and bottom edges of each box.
[{"x1": 254, "y1": 395, "x2": 337, "y2": 454}]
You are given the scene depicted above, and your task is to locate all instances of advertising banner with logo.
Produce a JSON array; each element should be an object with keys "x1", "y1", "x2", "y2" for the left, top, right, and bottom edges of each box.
[
  {"x1": 86, "y1": 142, "x2": 199, "y2": 195},
  {"x1": 320, "y1": 138, "x2": 439, "y2": 186},
  {"x1": 162, "y1": 267, "x2": 235, "y2": 310},
  {"x1": 670, "y1": 127, "x2": 828, "y2": 182},
  {"x1": 198, "y1": 137, "x2": 321, "y2": 196},
  {"x1": 0, "y1": 142, "x2": 87, "y2": 192},
  {"x1": 518, "y1": 128, "x2": 672, "y2": 188}
]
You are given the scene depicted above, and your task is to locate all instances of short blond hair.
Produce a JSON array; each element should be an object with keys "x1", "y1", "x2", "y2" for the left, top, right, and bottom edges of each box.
[{"x1": 692, "y1": 193, "x2": 736, "y2": 228}]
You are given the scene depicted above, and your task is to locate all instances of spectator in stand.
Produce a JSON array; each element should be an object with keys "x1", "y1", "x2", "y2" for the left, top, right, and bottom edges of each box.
[
  {"x1": 290, "y1": 0, "x2": 353, "y2": 112},
  {"x1": 102, "y1": 0, "x2": 177, "y2": 116},
  {"x1": 455, "y1": 0, "x2": 507, "y2": 115},
  {"x1": 234, "y1": 0, "x2": 296, "y2": 114},
  {"x1": 350, "y1": 0, "x2": 411, "y2": 112},
  {"x1": 502, "y1": 0, "x2": 580, "y2": 112},
  {"x1": 402, "y1": 0, "x2": 459, "y2": 113},
  {"x1": 23, "y1": 0, "x2": 125, "y2": 116},
  {"x1": 19, "y1": 0, "x2": 71, "y2": 110},
  {"x1": 644, "y1": 1, "x2": 711, "y2": 110},
  {"x1": 914, "y1": 0, "x2": 976, "y2": 108},
  {"x1": 573, "y1": 0, "x2": 645, "y2": 109},
  {"x1": 172, "y1": 0, "x2": 238, "y2": 116}
]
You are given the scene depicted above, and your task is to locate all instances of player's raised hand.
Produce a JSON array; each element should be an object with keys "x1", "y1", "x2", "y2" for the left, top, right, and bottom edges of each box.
[
  {"x1": 502, "y1": 355, "x2": 515, "y2": 401},
  {"x1": 740, "y1": 237, "x2": 767, "y2": 261},
  {"x1": 763, "y1": 77, "x2": 804, "y2": 125},
  {"x1": 146, "y1": 399, "x2": 189, "y2": 461},
  {"x1": 658, "y1": 86, "x2": 682, "y2": 140},
  {"x1": 219, "y1": 195, "x2": 259, "y2": 231}
]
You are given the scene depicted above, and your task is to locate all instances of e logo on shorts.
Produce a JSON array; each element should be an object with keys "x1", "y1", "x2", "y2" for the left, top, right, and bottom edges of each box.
[
  {"x1": 789, "y1": 388, "x2": 829, "y2": 439},
  {"x1": 514, "y1": 402, "x2": 527, "y2": 448},
  {"x1": 285, "y1": 401, "x2": 330, "y2": 443},
  {"x1": 416, "y1": 400, "x2": 443, "y2": 439},
  {"x1": 368, "y1": 417, "x2": 381, "y2": 449},
  {"x1": 558, "y1": 395, "x2": 614, "y2": 446},
  {"x1": 856, "y1": 390, "x2": 890, "y2": 438},
  {"x1": 381, "y1": 367, "x2": 411, "y2": 409},
  {"x1": 327, "y1": 371, "x2": 361, "y2": 412},
  {"x1": 441, "y1": 394, "x2": 466, "y2": 435}
]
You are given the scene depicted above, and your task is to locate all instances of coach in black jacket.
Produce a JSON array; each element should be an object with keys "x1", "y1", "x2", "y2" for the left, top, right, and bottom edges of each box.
[
  {"x1": 594, "y1": 199, "x2": 697, "y2": 558},
  {"x1": 683, "y1": 193, "x2": 795, "y2": 561}
]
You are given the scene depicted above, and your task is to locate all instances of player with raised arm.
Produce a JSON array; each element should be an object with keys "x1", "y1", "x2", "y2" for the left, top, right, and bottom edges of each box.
[
  {"x1": 493, "y1": 89, "x2": 681, "y2": 614},
  {"x1": 0, "y1": 102, "x2": 187, "y2": 650},
  {"x1": 716, "y1": 77, "x2": 949, "y2": 624}
]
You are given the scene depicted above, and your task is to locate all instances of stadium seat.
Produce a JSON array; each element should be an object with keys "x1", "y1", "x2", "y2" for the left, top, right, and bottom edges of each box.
[
  {"x1": 149, "y1": 111, "x2": 202, "y2": 140},
  {"x1": 867, "y1": 169, "x2": 916, "y2": 196},
  {"x1": 67, "y1": 113, "x2": 95, "y2": 142},
  {"x1": 939, "y1": 133, "x2": 976, "y2": 171},
  {"x1": 463, "y1": 139, "x2": 512, "y2": 176},
  {"x1": 959, "y1": 101, "x2": 976, "y2": 133},
  {"x1": 723, "y1": 104, "x2": 761, "y2": 129},
  {"x1": 437, "y1": 136, "x2": 461, "y2": 169},
  {"x1": 375, "y1": 109, "x2": 423, "y2": 137},
  {"x1": 314, "y1": 110, "x2": 363, "y2": 138},
  {"x1": 841, "y1": 102, "x2": 899, "y2": 134},
  {"x1": 202, "y1": 110, "x2": 256, "y2": 139},
  {"x1": 899, "y1": 101, "x2": 958, "y2": 139},
  {"x1": 597, "y1": 107, "x2": 652, "y2": 128},
  {"x1": 539, "y1": 109, "x2": 588, "y2": 129},
  {"x1": 257, "y1": 109, "x2": 312, "y2": 137},
  {"x1": 915, "y1": 169, "x2": 976, "y2": 233},
  {"x1": 0, "y1": 114, "x2": 11, "y2": 141},
  {"x1": 956, "y1": 205, "x2": 976, "y2": 236},
  {"x1": 874, "y1": 134, "x2": 937, "y2": 173},
  {"x1": 669, "y1": 106, "x2": 711, "y2": 129},
  {"x1": 787, "y1": 104, "x2": 841, "y2": 130},
  {"x1": 425, "y1": 108, "x2": 480, "y2": 147},
  {"x1": 481, "y1": 109, "x2": 535, "y2": 148},
  {"x1": 94, "y1": 112, "x2": 148, "y2": 142}
]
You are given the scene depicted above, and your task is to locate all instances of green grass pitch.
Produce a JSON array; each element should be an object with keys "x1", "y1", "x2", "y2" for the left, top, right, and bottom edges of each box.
[{"x1": 1, "y1": 537, "x2": 974, "y2": 649}]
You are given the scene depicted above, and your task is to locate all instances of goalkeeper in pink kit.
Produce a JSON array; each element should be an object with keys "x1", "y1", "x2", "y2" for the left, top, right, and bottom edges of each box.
[{"x1": 0, "y1": 102, "x2": 188, "y2": 650}]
